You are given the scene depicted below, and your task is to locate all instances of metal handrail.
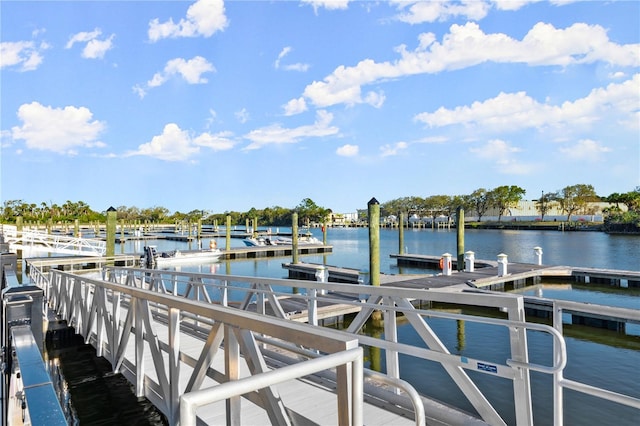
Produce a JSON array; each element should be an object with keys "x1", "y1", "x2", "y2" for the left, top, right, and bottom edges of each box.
[
  {"x1": 39, "y1": 269, "x2": 361, "y2": 425},
  {"x1": 179, "y1": 347, "x2": 364, "y2": 426},
  {"x1": 4, "y1": 228, "x2": 106, "y2": 256},
  {"x1": 551, "y1": 299, "x2": 640, "y2": 425},
  {"x1": 102, "y1": 267, "x2": 560, "y2": 425},
  {"x1": 104, "y1": 267, "x2": 567, "y2": 374},
  {"x1": 100, "y1": 266, "x2": 640, "y2": 425}
]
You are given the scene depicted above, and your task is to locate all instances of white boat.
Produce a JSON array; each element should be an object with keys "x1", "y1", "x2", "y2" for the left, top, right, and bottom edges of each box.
[
  {"x1": 242, "y1": 236, "x2": 280, "y2": 246},
  {"x1": 242, "y1": 233, "x2": 322, "y2": 247},
  {"x1": 141, "y1": 245, "x2": 222, "y2": 268}
]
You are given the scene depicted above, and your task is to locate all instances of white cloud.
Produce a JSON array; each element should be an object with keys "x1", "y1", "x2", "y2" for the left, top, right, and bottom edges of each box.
[
  {"x1": 205, "y1": 109, "x2": 218, "y2": 129},
  {"x1": 66, "y1": 29, "x2": 115, "y2": 59},
  {"x1": 151, "y1": 56, "x2": 215, "y2": 86},
  {"x1": 126, "y1": 124, "x2": 235, "y2": 161},
  {"x1": 302, "y1": 0, "x2": 350, "y2": 14},
  {"x1": 235, "y1": 108, "x2": 250, "y2": 124},
  {"x1": 128, "y1": 123, "x2": 199, "y2": 161},
  {"x1": 283, "y1": 97, "x2": 308, "y2": 116},
  {"x1": 11, "y1": 102, "x2": 106, "y2": 154},
  {"x1": 275, "y1": 46, "x2": 310, "y2": 72},
  {"x1": 148, "y1": 0, "x2": 228, "y2": 42},
  {"x1": 0, "y1": 41, "x2": 47, "y2": 71},
  {"x1": 65, "y1": 29, "x2": 101, "y2": 48},
  {"x1": 392, "y1": 0, "x2": 491, "y2": 24},
  {"x1": 392, "y1": 1, "x2": 575, "y2": 24},
  {"x1": 275, "y1": 46, "x2": 292, "y2": 69},
  {"x1": 194, "y1": 131, "x2": 236, "y2": 151},
  {"x1": 337, "y1": 144, "x2": 359, "y2": 157},
  {"x1": 135, "y1": 56, "x2": 215, "y2": 97},
  {"x1": 469, "y1": 139, "x2": 535, "y2": 175},
  {"x1": 415, "y1": 74, "x2": 640, "y2": 133},
  {"x1": 380, "y1": 141, "x2": 408, "y2": 157},
  {"x1": 558, "y1": 139, "x2": 611, "y2": 162},
  {"x1": 296, "y1": 21, "x2": 639, "y2": 109},
  {"x1": 243, "y1": 110, "x2": 339, "y2": 150},
  {"x1": 83, "y1": 35, "x2": 115, "y2": 59}
]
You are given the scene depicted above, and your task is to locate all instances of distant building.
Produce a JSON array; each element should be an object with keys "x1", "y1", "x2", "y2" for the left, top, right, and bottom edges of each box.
[{"x1": 329, "y1": 212, "x2": 358, "y2": 226}]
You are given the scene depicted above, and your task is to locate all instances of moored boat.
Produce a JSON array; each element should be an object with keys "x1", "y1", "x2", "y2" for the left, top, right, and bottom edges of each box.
[
  {"x1": 141, "y1": 245, "x2": 222, "y2": 268},
  {"x1": 242, "y1": 233, "x2": 322, "y2": 247}
]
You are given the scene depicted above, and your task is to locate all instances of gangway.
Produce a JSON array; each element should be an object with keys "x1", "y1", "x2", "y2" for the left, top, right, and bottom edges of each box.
[
  {"x1": 0, "y1": 224, "x2": 106, "y2": 256},
  {"x1": 18, "y1": 261, "x2": 640, "y2": 425}
]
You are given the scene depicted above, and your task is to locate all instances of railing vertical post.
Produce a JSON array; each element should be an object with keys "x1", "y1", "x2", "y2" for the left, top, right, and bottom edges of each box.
[
  {"x1": 553, "y1": 302, "x2": 564, "y2": 426},
  {"x1": 225, "y1": 325, "x2": 241, "y2": 425},
  {"x1": 308, "y1": 288, "x2": 318, "y2": 326},
  {"x1": 352, "y1": 349, "x2": 364, "y2": 426},
  {"x1": 506, "y1": 297, "x2": 533, "y2": 425},
  {"x1": 168, "y1": 308, "x2": 181, "y2": 424},
  {"x1": 383, "y1": 297, "x2": 400, "y2": 385},
  {"x1": 221, "y1": 279, "x2": 229, "y2": 307},
  {"x1": 134, "y1": 297, "x2": 145, "y2": 397}
]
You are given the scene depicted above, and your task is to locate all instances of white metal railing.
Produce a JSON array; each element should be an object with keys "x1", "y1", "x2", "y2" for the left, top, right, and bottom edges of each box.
[
  {"x1": 39, "y1": 269, "x2": 361, "y2": 425},
  {"x1": 31, "y1": 264, "x2": 638, "y2": 425},
  {"x1": 2, "y1": 227, "x2": 106, "y2": 256},
  {"x1": 550, "y1": 299, "x2": 640, "y2": 425},
  {"x1": 100, "y1": 267, "x2": 572, "y2": 426},
  {"x1": 180, "y1": 347, "x2": 364, "y2": 426}
]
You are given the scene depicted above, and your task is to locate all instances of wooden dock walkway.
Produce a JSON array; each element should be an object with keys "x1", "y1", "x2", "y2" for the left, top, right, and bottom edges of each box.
[
  {"x1": 223, "y1": 243, "x2": 332, "y2": 259},
  {"x1": 284, "y1": 254, "x2": 640, "y2": 291}
]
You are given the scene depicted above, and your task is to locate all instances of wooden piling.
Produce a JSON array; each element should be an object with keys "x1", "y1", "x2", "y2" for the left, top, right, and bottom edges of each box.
[
  {"x1": 292, "y1": 212, "x2": 299, "y2": 264},
  {"x1": 457, "y1": 207, "x2": 464, "y2": 271},
  {"x1": 226, "y1": 215, "x2": 231, "y2": 251},
  {"x1": 106, "y1": 206, "x2": 116, "y2": 259},
  {"x1": 399, "y1": 212, "x2": 405, "y2": 255}
]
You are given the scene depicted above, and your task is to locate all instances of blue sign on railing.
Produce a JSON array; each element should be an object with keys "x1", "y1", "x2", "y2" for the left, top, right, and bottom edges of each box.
[{"x1": 477, "y1": 362, "x2": 498, "y2": 374}]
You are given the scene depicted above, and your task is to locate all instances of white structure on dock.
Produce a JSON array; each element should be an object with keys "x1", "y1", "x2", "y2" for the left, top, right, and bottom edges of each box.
[{"x1": 1, "y1": 224, "x2": 106, "y2": 256}]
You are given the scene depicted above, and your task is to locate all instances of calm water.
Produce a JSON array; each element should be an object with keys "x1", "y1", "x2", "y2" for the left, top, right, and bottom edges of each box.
[{"x1": 71, "y1": 228, "x2": 640, "y2": 424}]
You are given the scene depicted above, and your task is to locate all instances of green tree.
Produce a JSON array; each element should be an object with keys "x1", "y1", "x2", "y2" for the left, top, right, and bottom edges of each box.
[
  {"x1": 295, "y1": 198, "x2": 330, "y2": 225},
  {"x1": 423, "y1": 195, "x2": 450, "y2": 222},
  {"x1": 557, "y1": 184, "x2": 599, "y2": 221},
  {"x1": 536, "y1": 192, "x2": 557, "y2": 221},
  {"x1": 488, "y1": 185, "x2": 526, "y2": 221},
  {"x1": 468, "y1": 188, "x2": 490, "y2": 222},
  {"x1": 606, "y1": 188, "x2": 640, "y2": 213}
]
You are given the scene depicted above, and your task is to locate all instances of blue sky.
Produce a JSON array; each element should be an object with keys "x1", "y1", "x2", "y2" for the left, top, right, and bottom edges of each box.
[{"x1": 1, "y1": 0, "x2": 638, "y2": 214}]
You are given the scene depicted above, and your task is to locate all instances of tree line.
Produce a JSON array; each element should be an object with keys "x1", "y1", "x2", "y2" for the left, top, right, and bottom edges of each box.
[
  {"x1": 377, "y1": 185, "x2": 639, "y2": 223},
  {"x1": 0, "y1": 197, "x2": 331, "y2": 227},
  {"x1": 2, "y1": 185, "x2": 638, "y2": 226}
]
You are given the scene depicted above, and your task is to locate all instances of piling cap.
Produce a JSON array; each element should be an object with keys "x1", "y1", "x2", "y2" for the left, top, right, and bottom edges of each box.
[
  {"x1": 107, "y1": 206, "x2": 117, "y2": 212},
  {"x1": 368, "y1": 197, "x2": 379, "y2": 206}
]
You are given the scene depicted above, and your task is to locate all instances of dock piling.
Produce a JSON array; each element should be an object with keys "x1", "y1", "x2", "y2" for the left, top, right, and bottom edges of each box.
[
  {"x1": 292, "y1": 213, "x2": 299, "y2": 264},
  {"x1": 456, "y1": 207, "x2": 464, "y2": 271}
]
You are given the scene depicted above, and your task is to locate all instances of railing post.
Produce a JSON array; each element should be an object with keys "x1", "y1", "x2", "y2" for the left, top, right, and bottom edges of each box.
[
  {"x1": 315, "y1": 265, "x2": 328, "y2": 295},
  {"x1": 308, "y1": 288, "x2": 318, "y2": 326}
]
